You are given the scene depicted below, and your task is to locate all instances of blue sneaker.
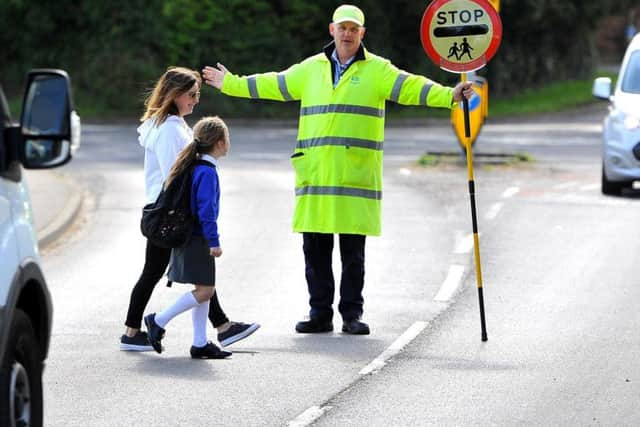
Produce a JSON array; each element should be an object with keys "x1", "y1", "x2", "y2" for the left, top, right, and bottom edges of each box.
[{"x1": 144, "y1": 313, "x2": 165, "y2": 354}]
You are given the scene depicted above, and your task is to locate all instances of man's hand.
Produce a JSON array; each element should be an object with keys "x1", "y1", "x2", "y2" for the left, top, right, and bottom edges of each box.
[
  {"x1": 210, "y1": 247, "x2": 223, "y2": 257},
  {"x1": 202, "y1": 63, "x2": 229, "y2": 90},
  {"x1": 452, "y1": 81, "x2": 474, "y2": 103}
]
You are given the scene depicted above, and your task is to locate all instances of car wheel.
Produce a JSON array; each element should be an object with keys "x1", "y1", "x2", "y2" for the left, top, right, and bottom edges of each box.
[
  {"x1": 601, "y1": 163, "x2": 624, "y2": 195},
  {"x1": 0, "y1": 309, "x2": 43, "y2": 427}
]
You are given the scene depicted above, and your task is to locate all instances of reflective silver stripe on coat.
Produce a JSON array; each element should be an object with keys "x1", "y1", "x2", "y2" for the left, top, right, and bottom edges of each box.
[
  {"x1": 277, "y1": 74, "x2": 293, "y2": 101},
  {"x1": 296, "y1": 136, "x2": 382, "y2": 151},
  {"x1": 420, "y1": 83, "x2": 432, "y2": 106},
  {"x1": 295, "y1": 186, "x2": 382, "y2": 200},
  {"x1": 248, "y1": 76, "x2": 259, "y2": 99},
  {"x1": 300, "y1": 104, "x2": 384, "y2": 118},
  {"x1": 390, "y1": 73, "x2": 409, "y2": 103}
]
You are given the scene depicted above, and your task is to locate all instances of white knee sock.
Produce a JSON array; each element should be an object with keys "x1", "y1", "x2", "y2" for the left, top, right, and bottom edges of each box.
[
  {"x1": 155, "y1": 291, "x2": 199, "y2": 328},
  {"x1": 192, "y1": 299, "x2": 210, "y2": 348}
]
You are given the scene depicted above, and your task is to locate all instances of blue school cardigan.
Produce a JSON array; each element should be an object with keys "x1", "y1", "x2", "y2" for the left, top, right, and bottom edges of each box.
[{"x1": 191, "y1": 155, "x2": 220, "y2": 248}]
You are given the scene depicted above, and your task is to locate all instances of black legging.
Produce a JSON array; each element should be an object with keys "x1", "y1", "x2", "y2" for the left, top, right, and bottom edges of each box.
[{"x1": 124, "y1": 239, "x2": 229, "y2": 329}]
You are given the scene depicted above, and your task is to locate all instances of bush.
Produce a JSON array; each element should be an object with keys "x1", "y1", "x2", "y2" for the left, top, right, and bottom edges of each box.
[{"x1": 0, "y1": 0, "x2": 634, "y2": 118}]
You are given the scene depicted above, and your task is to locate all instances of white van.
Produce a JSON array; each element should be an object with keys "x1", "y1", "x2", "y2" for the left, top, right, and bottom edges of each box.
[
  {"x1": 593, "y1": 34, "x2": 640, "y2": 195},
  {"x1": 0, "y1": 70, "x2": 80, "y2": 427}
]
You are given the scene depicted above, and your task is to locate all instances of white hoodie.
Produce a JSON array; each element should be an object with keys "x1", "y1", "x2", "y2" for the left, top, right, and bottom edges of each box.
[{"x1": 138, "y1": 115, "x2": 192, "y2": 204}]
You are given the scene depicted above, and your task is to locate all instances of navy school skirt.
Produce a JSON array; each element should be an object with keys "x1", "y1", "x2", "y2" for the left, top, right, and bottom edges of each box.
[{"x1": 168, "y1": 234, "x2": 216, "y2": 286}]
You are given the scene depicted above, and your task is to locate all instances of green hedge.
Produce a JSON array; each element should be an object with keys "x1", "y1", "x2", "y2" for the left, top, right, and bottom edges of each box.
[{"x1": 0, "y1": 0, "x2": 634, "y2": 118}]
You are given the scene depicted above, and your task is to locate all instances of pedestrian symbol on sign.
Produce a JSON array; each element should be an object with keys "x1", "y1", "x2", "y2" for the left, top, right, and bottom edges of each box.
[
  {"x1": 447, "y1": 42, "x2": 460, "y2": 59},
  {"x1": 447, "y1": 38, "x2": 474, "y2": 60},
  {"x1": 459, "y1": 37, "x2": 473, "y2": 59}
]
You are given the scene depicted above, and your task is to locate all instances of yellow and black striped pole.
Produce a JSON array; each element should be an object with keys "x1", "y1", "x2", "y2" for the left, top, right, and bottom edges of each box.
[{"x1": 461, "y1": 73, "x2": 488, "y2": 342}]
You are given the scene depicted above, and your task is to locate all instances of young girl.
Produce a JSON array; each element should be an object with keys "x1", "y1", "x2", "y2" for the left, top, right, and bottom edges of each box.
[
  {"x1": 144, "y1": 116, "x2": 233, "y2": 359},
  {"x1": 121, "y1": 67, "x2": 258, "y2": 352}
]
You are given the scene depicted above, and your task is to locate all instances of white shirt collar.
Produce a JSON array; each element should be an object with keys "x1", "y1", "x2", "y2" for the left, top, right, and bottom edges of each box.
[{"x1": 200, "y1": 153, "x2": 218, "y2": 167}]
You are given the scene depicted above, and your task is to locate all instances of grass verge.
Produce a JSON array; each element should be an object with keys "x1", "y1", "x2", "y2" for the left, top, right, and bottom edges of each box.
[
  {"x1": 388, "y1": 72, "x2": 618, "y2": 120},
  {"x1": 418, "y1": 151, "x2": 535, "y2": 168},
  {"x1": 489, "y1": 72, "x2": 617, "y2": 117}
]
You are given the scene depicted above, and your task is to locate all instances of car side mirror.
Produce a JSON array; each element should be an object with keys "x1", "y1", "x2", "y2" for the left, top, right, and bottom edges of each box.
[
  {"x1": 592, "y1": 77, "x2": 612, "y2": 101},
  {"x1": 19, "y1": 70, "x2": 81, "y2": 168}
]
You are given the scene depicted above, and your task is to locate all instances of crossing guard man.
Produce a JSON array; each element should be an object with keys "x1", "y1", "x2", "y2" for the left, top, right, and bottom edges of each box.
[{"x1": 203, "y1": 4, "x2": 473, "y2": 335}]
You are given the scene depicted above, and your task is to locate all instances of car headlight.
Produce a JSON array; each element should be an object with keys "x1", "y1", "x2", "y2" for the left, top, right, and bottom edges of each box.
[{"x1": 611, "y1": 110, "x2": 640, "y2": 130}]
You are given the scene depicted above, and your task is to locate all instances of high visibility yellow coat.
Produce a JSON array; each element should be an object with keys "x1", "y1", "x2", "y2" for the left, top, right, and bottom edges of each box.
[{"x1": 221, "y1": 44, "x2": 454, "y2": 236}]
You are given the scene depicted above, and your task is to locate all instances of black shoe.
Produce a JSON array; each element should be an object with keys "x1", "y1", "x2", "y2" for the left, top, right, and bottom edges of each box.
[
  {"x1": 144, "y1": 313, "x2": 165, "y2": 354},
  {"x1": 218, "y1": 322, "x2": 260, "y2": 347},
  {"x1": 119, "y1": 331, "x2": 154, "y2": 352},
  {"x1": 190, "y1": 342, "x2": 232, "y2": 359},
  {"x1": 342, "y1": 319, "x2": 370, "y2": 335},
  {"x1": 295, "y1": 318, "x2": 333, "y2": 333}
]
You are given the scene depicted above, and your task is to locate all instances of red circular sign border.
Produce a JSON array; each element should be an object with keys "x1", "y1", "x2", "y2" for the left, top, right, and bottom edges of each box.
[{"x1": 420, "y1": 0, "x2": 502, "y2": 73}]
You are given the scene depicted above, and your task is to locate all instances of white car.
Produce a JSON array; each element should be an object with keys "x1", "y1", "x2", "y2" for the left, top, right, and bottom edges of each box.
[
  {"x1": 0, "y1": 70, "x2": 80, "y2": 427},
  {"x1": 593, "y1": 34, "x2": 640, "y2": 195}
]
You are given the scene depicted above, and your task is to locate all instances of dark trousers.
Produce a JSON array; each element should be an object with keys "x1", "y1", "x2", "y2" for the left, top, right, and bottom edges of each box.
[
  {"x1": 124, "y1": 239, "x2": 229, "y2": 329},
  {"x1": 302, "y1": 232, "x2": 366, "y2": 322}
]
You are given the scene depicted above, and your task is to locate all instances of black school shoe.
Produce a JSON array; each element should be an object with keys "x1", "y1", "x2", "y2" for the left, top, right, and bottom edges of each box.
[
  {"x1": 295, "y1": 318, "x2": 333, "y2": 333},
  {"x1": 144, "y1": 313, "x2": 165, "y2": 354},
  {"x1": 190, "y1": 342, "x2": 232, "y2": 359},
  {"x1": 342, "y1": 319, "x2": 370, "y2": 335}
]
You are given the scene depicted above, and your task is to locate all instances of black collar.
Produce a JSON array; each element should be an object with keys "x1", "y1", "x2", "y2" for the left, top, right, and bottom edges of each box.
[{"x1": 323, "y1": 41, "x2": 366, "y2": 62}]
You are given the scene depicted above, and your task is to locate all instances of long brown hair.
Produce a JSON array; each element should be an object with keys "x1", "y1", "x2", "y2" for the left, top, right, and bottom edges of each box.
[
  {"x1": 164, "y1": 116, "x2": 229, "y2": 189},
  {"x1": 140, "y1": 67, "x2": 201, "y2": 125}
]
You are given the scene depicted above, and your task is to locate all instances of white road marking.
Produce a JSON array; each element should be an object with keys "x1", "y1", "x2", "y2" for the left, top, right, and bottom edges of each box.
[
  {"x1": 359, "y1": 321, "x2": 428, "y2": 376},
  {"x1": 552, "y1": 181, "x2": 578, "y2": 190},
  {"x1": 501, "y1": 187, "x2": 520, "y2": 198},
  {"x1": 579, "y1": 183, "x2": 599, "y2": 191},
  {"x1": 454, "y1": 233, "x2": 476, "y2": 254},
  {"x1": 399, "y1": 168, "x2": 412, "y2": 176},
  {"x1": 485, "y1": 202, "x2": 503, "y2": 220},
  {"x1": 434, "y1": 265, "x2": 466, "y2": 302},
  {"x1": 557, "y1": 193, "x2": 633, "y2": 206},
  {"x1": 288, "y1": 321, "x2": 430, "y2": 425},
  {"x1": 287, "y1": 405, "x2": 333, "y2": 427}
]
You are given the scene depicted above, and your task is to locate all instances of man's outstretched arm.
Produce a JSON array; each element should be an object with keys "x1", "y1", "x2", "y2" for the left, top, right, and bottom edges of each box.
[{"x1": 202, "y1": 62, "x2": 303, "y2": 101}]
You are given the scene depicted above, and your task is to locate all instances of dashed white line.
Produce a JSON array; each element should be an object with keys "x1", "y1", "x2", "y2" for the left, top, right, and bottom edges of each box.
[
  {"x1": 287, "y1": 405, "x2": 333, "y2": 427},
  {"x1": 485, "y1": 202, "x2": 503, "y2": 220},
  {"x1": 288, "y1": 321, "x2": 429, "y2": 426},
  {"x1": 287, "y1": 183, "x2": 522, "y2": 427},
  {"x1": 501, "y1": 186, "x2": 520, "y2": 198},
  {"x1": 579, "y1": 183, "x2": 599, "y2": 191},
  {"x1": 434, "y1": 265, "x2": 465, "y2": 302},
  {"x1": 552, "y1": 181, "x2": 577, "y2": 190},
  {"x1": 359, "y1": 321, "x2": 428, "y2": 376},
  {"x1": 454, "y1": 233, "x2": 476, "y2": 254}
]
